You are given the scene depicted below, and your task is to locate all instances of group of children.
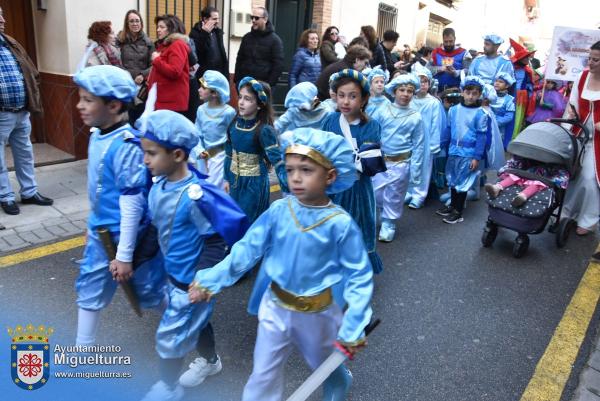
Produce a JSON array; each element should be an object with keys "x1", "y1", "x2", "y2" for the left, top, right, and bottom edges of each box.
[{"x1": 72, "y1": 32, "x2": 564, "y2": 397}]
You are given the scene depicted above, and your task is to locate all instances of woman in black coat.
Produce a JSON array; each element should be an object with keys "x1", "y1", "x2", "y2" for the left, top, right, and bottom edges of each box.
[{"x1": 360, "y1": 25, "x2": 387, "y2": 71}]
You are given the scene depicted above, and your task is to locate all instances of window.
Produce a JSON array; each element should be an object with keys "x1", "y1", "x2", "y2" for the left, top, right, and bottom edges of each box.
[
  {"x1": 146, "y1": 0, "x2": 224, "y2": 39},
  {"x1": 377, "y1": 3, "x2": 398, "y2": 39}
]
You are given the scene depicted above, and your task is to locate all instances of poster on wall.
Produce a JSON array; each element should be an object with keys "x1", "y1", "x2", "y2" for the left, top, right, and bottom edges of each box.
[{"x1": 545, "y1": 26, "x2": 600, "y2": 81}]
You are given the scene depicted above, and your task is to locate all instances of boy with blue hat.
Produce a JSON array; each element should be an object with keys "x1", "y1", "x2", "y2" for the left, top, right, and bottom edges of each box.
[
  {"x1": 437, "y1": 75, "x2": 488, "y2": 224},
  {"x1": 189, "y1": 127, "x2": 374, "y2": 401},
  {"x1": 492, "y1": 71, "x2": 516, "y2": 148},
  {"x1": 190, "y1": 70, "x2": 236, "y2": 189},
  {"x1": 468, "y1": 34, "x2": 515, "y2": 85},
  {"x1": 405, "y1": 63, "x2": 445, "y2": 209},
  {"x1": 138, "y1": 109, "x2": 249, "y2": 401},
  {"x1": 73, "y1": 65, "x2": 167, "y2": 346},
  {"x1": 274, "y1": 81, "x2": 331, "y2": 134},
  {"x1": 364, "y1": 67, "x2": 391, "y2": 116},
  {"x1": 370, "y1": 73, "x2": 425, "y2": 242}
]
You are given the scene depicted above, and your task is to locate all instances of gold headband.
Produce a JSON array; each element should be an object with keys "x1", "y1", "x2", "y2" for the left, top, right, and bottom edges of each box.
[
  {"x1": 198, "y1": 77, "x2": 208, "y2": 88},
  {"x1": 285, "y1": 144, "x2": 333, "y2": 169}
]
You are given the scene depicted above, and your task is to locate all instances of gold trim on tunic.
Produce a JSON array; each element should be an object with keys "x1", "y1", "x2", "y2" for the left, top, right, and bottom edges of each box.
[
  {"x1": 230, "y1": 150, "x2": 261, "y2": 176},
  {"x1": 287, "y1": 197, "x2": 343, "y2": 232}
]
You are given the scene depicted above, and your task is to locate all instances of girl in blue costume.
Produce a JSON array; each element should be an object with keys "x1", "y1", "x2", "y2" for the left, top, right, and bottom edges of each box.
[
  {"x1": 224, "y1": 77, "x2": 288, "y2": 222},
  {"x1": 274, "y1": 81, "x2": 332, "y2": 134},
  {"x1": 189, "y1": 128, "x2": 373, "y2": 401},
  {"x1": 321, "y1": 69, "x2": 384, "y2": 273},
  {"x1": 190, "y1": 70, "x2": 236, "y2": 189},
  {"x1": 405, "y1": 63, "x2": 444, "y2": 209},
  {"x1": 364, "y1": 67, "x2": 391, "y2": 117},
  {"x1": 491, "y1": 72, "x2": 516, "y2": 149}
]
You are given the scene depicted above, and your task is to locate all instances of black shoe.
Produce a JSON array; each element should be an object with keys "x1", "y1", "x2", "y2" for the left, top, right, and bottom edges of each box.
[
  {"x1": 443, "y1": 211, "x2": 464, "y2": 224},
  {"x1": 21, "y1": 192, "x2": 53, "y2": 206},
  {"x1": 436, "y1": 205, "x2": 454, "y2": 216},
  {"x1": 1, "y1": 200, "x2": 20, "y2": 215}
]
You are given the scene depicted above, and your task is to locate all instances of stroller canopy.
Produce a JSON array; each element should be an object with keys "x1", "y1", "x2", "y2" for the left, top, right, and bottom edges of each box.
[{"x1": 508, "y1": 122, "x2": 578, "y2": 175}]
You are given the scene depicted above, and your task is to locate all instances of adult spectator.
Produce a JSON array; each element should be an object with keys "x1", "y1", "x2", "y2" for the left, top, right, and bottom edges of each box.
[
  {"x1": 381, "y1": 30, "x2": 399, "y2": 75},
  {"x1": 147, "y1": 14, "x2": 190, "y2": 113},
  {"x1": 562, "y1": 41, "x2": 600, "y2": 236},
  {"x1": 320, "y1": 26, "x2": 340, "y2": 69},
  {"x1": 468, "y1": 34, "x2": 514, "y2": 85},
  {"x1": 430, "y1": 28, "x2": 467, "y2": 91},
  {"x1": 360, "y1": 25, "x2": 386, "y2": 70},
  {"x1": 315, "y1": 44, "x2": 371, "y2": 100},
  {"x1": 289, "y1": 29, "x2": 321, "y2": 87},
  {"x1": 0, "y1": 6, "x2": 53, "y2": 215},
  {"x1": 85, "y1": 21, "x2": 122, "y2": 67},
  {"x1": 233, "y1": 6, "x2": 283, "y2": 87},
  {"x1": 116, "y1": 9, "x2": 154, "y2": 123},
  {"x1": 189, "y1": 6, "x2": 229, "y2": 80}
]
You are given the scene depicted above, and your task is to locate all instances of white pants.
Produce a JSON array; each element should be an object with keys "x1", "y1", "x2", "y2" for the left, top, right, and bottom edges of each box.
[
  {"x1": 372, "y1": 161, "x2": 410, "y2": 220},
  {"x1": 242, "y1": 292, "x2": 343, "y2": 401},
  {"x1": 205, "y1": 151, "x2": 226, "y2": 189},
  {"x1": 406, "y1": 157, "x2": 433, "y2": 205},
  {"x1": 563, "y1": 141, "x2": 600, "y2": 230}
]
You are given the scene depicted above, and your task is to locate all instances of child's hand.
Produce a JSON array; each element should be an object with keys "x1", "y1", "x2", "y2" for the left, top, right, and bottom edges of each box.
[
  {"x1": 188, "y1": 281, "x2": 212, "y2": 303},
  {"x1": 470, "y1": 159, "x2": 479, "y2": 171},
  {"x1": 223, "y1": 181, "x2": 230, "y2": 193},
  {"x1": 200, "y1": 151, "x2": 209, "y2": 160},
  {"x1": 110, "y1": 259, "x2": 133, "y2": 282},
  {"x1": 335, "y1": 339, "x2": 367, "y2": 359}
]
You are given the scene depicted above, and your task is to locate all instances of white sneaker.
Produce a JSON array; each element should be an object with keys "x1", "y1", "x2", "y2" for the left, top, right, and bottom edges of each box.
[
  {"x1": 141, "y1": 380, "x2": 184, "y2": 401},
  {"x1": 178, "y1": 356, "x2": 223, "y2": 387}
]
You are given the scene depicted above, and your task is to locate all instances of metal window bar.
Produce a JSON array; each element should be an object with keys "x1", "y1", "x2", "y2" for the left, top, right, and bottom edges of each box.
[
  {"x1": 146, "y1": 0, "x2": 210, "y2": 38},
  {"x1": 377, "y1": 3, "x2": 398, "y2": 39}
]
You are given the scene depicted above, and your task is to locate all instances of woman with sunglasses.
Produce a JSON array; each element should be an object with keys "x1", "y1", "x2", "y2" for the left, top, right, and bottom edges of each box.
[{"x1": 320, "y1": 26, "x2": 341, "y2": 69}]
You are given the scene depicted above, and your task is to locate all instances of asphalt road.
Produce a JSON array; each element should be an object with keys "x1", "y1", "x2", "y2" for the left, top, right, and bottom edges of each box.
[{"x1": 0, "y1": 196, "x2": 598, "y2": 401}]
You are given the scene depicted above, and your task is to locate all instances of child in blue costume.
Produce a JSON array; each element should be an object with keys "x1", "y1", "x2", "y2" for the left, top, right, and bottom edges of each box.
[
  {"x1": 437, "y1": 76, "x2": 488, "y2": 224},
  {"x1": 189, "y1": 128, "x2": 374, "y2": 401},
  {"x1": 225, "y1": 77, "x2": 288, "y2": 222},
  {"x1": 139, "y1": 110, "x2": 248, "y2": 401},
  {"x1": 491, "y1": 72, "x2": 516, "y2": 149},
  {"x1": 190, "y1": 70, "x2": 236, "y2": 189},
  {"x1": 321, "y1": 69, "x2": 384, "y2": 273},
  {"x1": 405, "y1": 63, "x2": 444, "y2": 209},
  {"x1": 274, "y1": 81, "x2": 332, "y2": 134},
  {"x1": 73, "y1": 65, "x2": 166, "y2": 346},
  {"x1": 364, "y1": 67, "x2": 391, "y2": 117},
  {"x1": 370, "y1": 73, "x2": 425, "y2": 242}
]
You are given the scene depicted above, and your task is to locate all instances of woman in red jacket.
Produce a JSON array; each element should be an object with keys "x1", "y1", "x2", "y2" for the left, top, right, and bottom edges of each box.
[{"x1": 148, "y1": 14, "x2": 190, "y2": 112}]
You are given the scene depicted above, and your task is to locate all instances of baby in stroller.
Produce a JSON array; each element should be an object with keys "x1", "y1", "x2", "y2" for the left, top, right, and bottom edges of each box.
[{"x1": 484, "y1": 156, "x2": 570, "y2": 207}]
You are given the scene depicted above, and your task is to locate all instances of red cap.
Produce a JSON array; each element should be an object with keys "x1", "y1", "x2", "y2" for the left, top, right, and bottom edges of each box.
[{"x1": 510, "y1": 38, "x2": 536, "y2": 63}]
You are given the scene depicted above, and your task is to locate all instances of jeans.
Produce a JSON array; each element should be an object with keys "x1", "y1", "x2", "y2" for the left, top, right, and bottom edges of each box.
[{"x1": 0, "y1": 111, "x2": 37, "y2": 201}]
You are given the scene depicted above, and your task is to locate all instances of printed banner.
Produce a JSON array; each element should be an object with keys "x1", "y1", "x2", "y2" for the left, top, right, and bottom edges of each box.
[{"x1": 545, "y1": 26, "x2": 600, "y2": 81}]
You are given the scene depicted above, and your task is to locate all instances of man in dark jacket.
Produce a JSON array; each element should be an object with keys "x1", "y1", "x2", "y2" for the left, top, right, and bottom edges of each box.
[
  {"x1": 189, "y1": 6, "x2": 229, "y2": 80},
  {"x1": 381, "y1": 30, "x2": 399, "y2": 76},
  {"x1": 233, "y1": 7, "x2": 284, "y2": 87},
  {"x1": 0, "y1": 6, "x2": 53, "y2": 215}
]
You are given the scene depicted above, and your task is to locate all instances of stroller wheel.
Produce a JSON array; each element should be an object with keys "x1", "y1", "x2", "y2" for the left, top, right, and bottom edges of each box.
[
  {"x1": 556, "y1": 218, "x2": 576, "y2": 248},
  {"x1": 513, "y1": 234, "x2": 529, "y2": 258},
  {"x1": 481, "y1": 222, "x2": 498, "y2": 247}
]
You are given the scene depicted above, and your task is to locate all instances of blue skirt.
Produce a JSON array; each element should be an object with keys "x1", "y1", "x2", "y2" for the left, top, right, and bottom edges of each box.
[
  {"x1": 445, "y1": 155, "x2": 481, "y2": 193},
  {"x1": 229, "y1": 174, "x2": 270, "y2": 224}
]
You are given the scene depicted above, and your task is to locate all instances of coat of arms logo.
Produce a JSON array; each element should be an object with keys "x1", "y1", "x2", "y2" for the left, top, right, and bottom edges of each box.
[{"x1": 8, "y1": 324, "x2": 53, "y2": 390}]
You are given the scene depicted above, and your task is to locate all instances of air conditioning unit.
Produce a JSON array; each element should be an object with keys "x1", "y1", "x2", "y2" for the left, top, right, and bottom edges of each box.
[{"x1": 231, "y1": 10, "x2": 252, "y2": 37}]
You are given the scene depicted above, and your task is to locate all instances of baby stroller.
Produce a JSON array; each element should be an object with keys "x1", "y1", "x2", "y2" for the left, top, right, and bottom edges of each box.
[{"x1": 481, "y1": 118, "x2": 589, "y2": 258}]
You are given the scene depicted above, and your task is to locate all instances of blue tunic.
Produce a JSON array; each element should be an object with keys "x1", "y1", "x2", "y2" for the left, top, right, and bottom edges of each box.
[
  {"x1": 274, "y1": 102, "x2": 332, "y2": 134},
  {"x1": 371, "y1": 102, "x2": 426, "y2": 186},
  {"x1": 490, "y1": 92, "x2": 516, "y2": 148},
  {"x1": 191, "y1": 103, "x2": 236, "y2": 158},
  {"x1": 194, "y1": 197, "x2": 374, "y2": 343},
  {"x1": 321, "y1": 112, "x2": 383, "y2": 274},
  {"x1": 468, "y1": 55, "x2": 515, "y2": 85},
  {"x1": 365, "y1": 95, "x2": 391, "y2": 117},
  {"x1": 225, "y1": 117, "x2": 288, "y2": 223}
]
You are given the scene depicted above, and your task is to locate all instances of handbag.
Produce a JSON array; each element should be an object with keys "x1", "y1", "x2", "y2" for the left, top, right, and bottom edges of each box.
[{"x1": 339, "y1": 114, "x2": 387, "y2": 177}]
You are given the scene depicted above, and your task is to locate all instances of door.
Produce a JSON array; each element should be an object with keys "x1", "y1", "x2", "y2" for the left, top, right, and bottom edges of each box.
[{"x1": 268, "y1": 0, "x2": 312, "y2": 114}]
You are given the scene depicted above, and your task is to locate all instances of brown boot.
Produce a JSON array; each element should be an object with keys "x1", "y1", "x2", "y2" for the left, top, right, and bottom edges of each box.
[
  {"x1": 511, "y1": 193, "x2": 528, "y2": 207},
  {"x1": 484, "y1": 183, "x2": 502, "y2": 199}
]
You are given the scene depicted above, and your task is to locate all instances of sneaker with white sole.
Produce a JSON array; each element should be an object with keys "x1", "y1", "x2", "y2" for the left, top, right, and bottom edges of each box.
[
  {"x1": 141, "y1": 380, "x2": 184, "y2": 401},
  {"x1": 178, "y1": 356, "x2": 222, "y2": 387},
  {"x1": 443, "y1": 211, "x2": 464, "y2": 224},
  {"x1": 435, "y1": 205, "x2": 454, "y2": 216}
]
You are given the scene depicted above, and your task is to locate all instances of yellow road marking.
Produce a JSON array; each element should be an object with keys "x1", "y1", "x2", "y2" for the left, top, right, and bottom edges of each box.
[
  {"x1": 270, "y1": 184, "x2": 280, "y2": 193},
  {"x1": 520, "y1": 260, "x2": 600, "y2": 401},
  {"x1": 0, "y1": 235, "x2": 85, "y2": 269}
]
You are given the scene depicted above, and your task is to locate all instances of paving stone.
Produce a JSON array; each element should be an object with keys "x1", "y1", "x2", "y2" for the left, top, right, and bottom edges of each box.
[
  {"x1": 18, "y1": 232, "x2": 47, "y2": 245},
  {"x1": 3, "y1": 234, "x2": 25, "y2": 247},
  {"x1": 581, "y1": 366, "x2": 600, "y2": 396},
  {"x1": 67, "y1": 211, "x2": 89, "y2": 222},
  {"x1": 0, "y1": 228, "x2": 17, "y2": 238},
  {"x1": 14, "y1": 223, "x2": 44, "y2": 233},
  {"x1": 45, "y1": 225, "x2": 67, "y2": 236},
  {"x1": 41, "y1": 217, "x2": 70, "y2": 227},
  {"x1": 0, "y1": 239, "x2": 25, "y2": 253},
  {"x1": 588, "y1": 349, "x2": 600, "y2": 372},
  {"x1": 573, "y1": 388, "x2": 600, "y2": 401},
  {"x1": 71, "y1": 220, "x2": 88, "y2": 231},
  {"x1": 34, "y1": 228, "x2": 55, "y2": 240},
  {"x1": 58, "y1": 222, "x2": 83, "y2": 235}
]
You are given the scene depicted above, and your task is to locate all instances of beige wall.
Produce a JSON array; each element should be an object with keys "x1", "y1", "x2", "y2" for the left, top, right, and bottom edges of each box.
[{"x1": 31, "y1": 0, "x2": 139, "y2": 75}]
